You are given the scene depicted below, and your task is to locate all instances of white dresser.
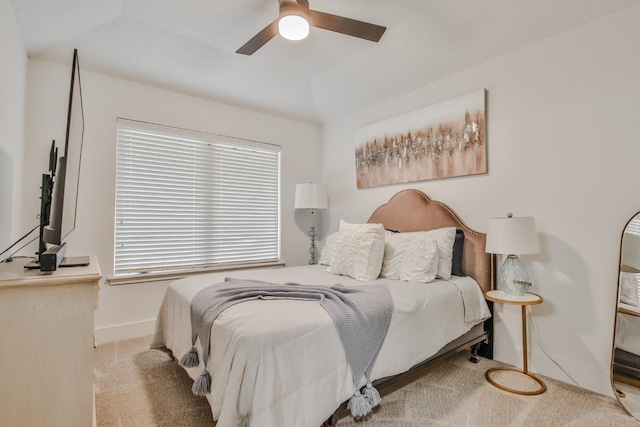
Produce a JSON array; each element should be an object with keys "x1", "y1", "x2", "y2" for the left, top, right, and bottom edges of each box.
[{"x1": 0, "y1": 255, "x2": 101, "y2": 427}]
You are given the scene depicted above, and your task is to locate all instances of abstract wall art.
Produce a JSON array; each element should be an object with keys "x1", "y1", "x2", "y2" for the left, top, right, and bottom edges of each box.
[{"x1": 355, "y1": 89, "x2": 487, "y2": 188}]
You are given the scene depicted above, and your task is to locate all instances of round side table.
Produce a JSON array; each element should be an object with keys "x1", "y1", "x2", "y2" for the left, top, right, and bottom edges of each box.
[{"x1": 484, "y1": 290, "x2": 547, "y2": 395}]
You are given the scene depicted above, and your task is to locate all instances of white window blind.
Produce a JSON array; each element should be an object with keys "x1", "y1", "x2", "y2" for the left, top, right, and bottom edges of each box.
[
  {"x1": 115, "y1": 119, "x2": 281, "y2": 276},
  {"x1": 623, "y1": 217, "x2": 640, "y2": 305},
  {"x1": 627, "y1": 217, "x2": 640, "y2": 236}
]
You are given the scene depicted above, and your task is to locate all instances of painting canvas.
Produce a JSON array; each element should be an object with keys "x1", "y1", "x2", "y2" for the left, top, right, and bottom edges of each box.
[{"x1": 355, "y1": 89, "x2": 486, "y2": 188}]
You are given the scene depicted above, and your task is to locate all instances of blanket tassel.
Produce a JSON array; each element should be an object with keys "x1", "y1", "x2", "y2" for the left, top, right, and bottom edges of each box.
[
  {"x1": 362, "y1": 382, "x2": 381, "y2": 408},
  {"x1": 347, "y1": 390, "x2": 372, "y2": 418},
  {"x1": 180, "y1": 346, "x2": 200, "y2": 368},
  {"x1": 192, "y1": 369, "x2": 212, "y2": 396}
]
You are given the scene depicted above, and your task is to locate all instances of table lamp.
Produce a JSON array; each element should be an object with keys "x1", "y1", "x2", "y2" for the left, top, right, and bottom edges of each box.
[
  {"x1": 294, "y1": 183, "x2": 328, "y2": 265},
  {"x1": 486, "y1": 214, "x2": 540, "y2": 296}
]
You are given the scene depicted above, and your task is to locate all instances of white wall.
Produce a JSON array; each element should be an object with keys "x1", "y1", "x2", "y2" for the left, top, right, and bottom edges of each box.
[
  {"x1": 321, "y1": 4, "x2": 640, "y2": 396},
  {"x1": 23, "y1": 61, "x2": 322, "y2": 343},
  {"x1": 0, "y1": 0, "x2": 27, "y2": 248}
]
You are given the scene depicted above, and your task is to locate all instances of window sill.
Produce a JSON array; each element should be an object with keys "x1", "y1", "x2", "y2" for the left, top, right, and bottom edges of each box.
[{"x1": 107, "y1": 261, "x2": 286, "y2": 286}]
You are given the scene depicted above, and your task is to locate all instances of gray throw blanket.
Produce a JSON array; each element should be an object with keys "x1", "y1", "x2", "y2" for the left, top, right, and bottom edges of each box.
[{"x1": 179, "y1": 278, "x2": 393, "y2": 417}]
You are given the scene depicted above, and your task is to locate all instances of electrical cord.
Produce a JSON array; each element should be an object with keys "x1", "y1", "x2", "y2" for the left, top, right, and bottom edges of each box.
[
  {"x1": 0, "y1": 234, "x2": 38, "y2": 263},
  {"x1": 527, "y1": 305, "x2": 587, "y2": 391},
  {"x1": 0, "y1": 223, "x2": 39, "y2": 258}
]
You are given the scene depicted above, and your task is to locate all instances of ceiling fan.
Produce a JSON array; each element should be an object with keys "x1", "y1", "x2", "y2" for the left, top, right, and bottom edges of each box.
[{"x1": 236, "y1": 0, "x2": 386, "y2": 55}]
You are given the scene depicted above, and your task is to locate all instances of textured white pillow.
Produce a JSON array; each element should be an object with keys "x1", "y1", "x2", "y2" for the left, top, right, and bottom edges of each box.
[
  {"x1": 318, "y1": 232, "x2": 338, "y2": 266},
  {"x1": 424, "y1": 227, "x2": 456, "y2": 279},
  {"x1": 339, "y1": 219, "x2": 378, "y2": 232},
  {"x1": 381, "y1": 231, "x2": 439, "y2": 283},
  {"x1": 380, "y1": 227, "x2": 456, "y2": 279},
  {"x1": 327, "y1": 221, "x2": 385, "y2": 281},
  {"x1": 620, "y1": 272, "x2": 640, "y2": 306}
]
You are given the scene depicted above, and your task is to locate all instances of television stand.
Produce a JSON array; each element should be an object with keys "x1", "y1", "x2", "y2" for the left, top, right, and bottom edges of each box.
[
  {"x1": 24, "y1": 256, "x2": 90, "y2": 270},
  {"x1": 0, "y1": 255, "x2": 101, "y2": 426}
]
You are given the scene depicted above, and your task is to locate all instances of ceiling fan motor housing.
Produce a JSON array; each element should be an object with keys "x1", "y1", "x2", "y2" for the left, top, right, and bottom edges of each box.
[{"x1": 279, "y1": 0, "x2": 310, "y2": 21}]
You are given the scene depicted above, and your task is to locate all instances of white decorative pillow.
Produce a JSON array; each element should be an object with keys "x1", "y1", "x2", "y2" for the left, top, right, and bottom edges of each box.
[
  {"x1": 338, "y1": 220, "x2": 372, "y2": 231},
  {"x1": 424, "y1": 227, "x2": 456, "y2": 279},
  {"x1": 327, "y1": 221, "x2": 385, "y2": 281},
  {"x1": 620, "y1": 272, "x2": 640, "y2": 306},
  {"x1": 381, "y1": 231, "x2": 439, "y2": 283},
  {"x1": 319, "y1": 232, "x2": 338, "y2": 266}
]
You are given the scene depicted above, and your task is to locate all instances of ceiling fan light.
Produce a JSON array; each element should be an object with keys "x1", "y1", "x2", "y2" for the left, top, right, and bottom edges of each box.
[{"x1": 278, "y1": 15, "x2": 309, "y2": 41}]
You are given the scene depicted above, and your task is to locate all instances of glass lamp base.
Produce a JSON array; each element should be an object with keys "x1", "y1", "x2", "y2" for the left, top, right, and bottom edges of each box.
[
  {"x1": 308, "y1": 226, "x2": 317, "y2": 265},
  {"x1": 497, "y1": 255, "x2": 531, "y2": 296}
]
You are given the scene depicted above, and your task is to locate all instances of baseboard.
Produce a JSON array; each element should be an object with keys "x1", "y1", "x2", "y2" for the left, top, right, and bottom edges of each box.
[
  {"x1": 493, "y1": 340, "x2": 614, "y2": 397},
  {"x1": 94, "y1": 319, "x2": 156, "y2": 345}
]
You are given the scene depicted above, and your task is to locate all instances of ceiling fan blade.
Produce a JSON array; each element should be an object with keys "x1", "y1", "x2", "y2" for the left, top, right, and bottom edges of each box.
[
  {"x1": 308, "y1": 10, "x2": 386, "y2": 42},
  {"x1": 297, "y1": 0, "x2": 309, "y2": 7},
  {"x1": 236, "y1": 20, "x2": 279, "y2": 55}
]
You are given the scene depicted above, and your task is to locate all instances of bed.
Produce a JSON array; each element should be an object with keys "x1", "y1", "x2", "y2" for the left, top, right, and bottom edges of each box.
[{"x1": 151, "y1": 189, "x2": 495, "y2": 426}]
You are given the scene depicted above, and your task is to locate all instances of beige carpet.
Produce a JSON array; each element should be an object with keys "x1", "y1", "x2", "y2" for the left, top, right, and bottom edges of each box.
[{"x1": 94, "y1": 336, "x2": 638, "y2": 426}]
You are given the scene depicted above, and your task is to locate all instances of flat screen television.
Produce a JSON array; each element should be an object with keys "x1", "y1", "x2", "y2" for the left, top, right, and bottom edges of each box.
[{"x1": 25, "y1": 49, "x2": 88, "y2": 272}]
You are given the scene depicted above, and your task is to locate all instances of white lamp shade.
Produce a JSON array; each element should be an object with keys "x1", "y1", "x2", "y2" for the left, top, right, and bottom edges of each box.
[
  {"x1": 294, "y1": 183, "x2": 328, "y2": 209},
  {"x1": 278, "y1": 14, "x2": 309, "y2": 40},
  {"x1": 485, "y1": 216, "x2": 540, "y2": 255}
]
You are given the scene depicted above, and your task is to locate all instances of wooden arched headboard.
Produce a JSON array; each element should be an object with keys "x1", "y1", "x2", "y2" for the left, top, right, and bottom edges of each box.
[{"x1": 368, "y1": 189, "x2": 494, "y2": 293}]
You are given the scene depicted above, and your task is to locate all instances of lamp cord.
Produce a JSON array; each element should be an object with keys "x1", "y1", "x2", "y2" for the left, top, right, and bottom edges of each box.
[
  {"x1": 0, "y1": 224, "x2": 39, "y2": 258},
  {"x1": 1, "y1": 235, "x2": 39, "y2": 263},
  {"x1": 526, "y1": 306, "x2": 587, "y2": 392}
]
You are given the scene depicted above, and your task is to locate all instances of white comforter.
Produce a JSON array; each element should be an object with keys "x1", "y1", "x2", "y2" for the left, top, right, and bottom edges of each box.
[{"x1": 151, "y1": 265, "x2": 490, "y2": 427}]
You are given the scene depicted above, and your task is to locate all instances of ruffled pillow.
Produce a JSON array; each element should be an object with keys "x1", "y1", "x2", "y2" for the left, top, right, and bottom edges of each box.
[
  {"x1": 381, "y1": 231, "x2": 439, "y2": 283},
  {"x1": 381, "y1": 227, "x2": 456, "y2": 280},
  {"x1": 327, "y1": 220, "x2": 385, "y2": 281},
  {"x1": 424, "y1": 227, "x2": 456, "y2": 279},
  {"x1": 319, "y1": 232, "x2": 338, "y2": 266},
  {"x1": 620, "y1": 272, "x2": 640, "y2": 306}
]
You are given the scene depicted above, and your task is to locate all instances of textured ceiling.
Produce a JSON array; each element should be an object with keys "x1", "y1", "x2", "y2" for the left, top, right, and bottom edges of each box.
[{"x1": 10, "y1": 0, "x2": 640, "y2": 124}]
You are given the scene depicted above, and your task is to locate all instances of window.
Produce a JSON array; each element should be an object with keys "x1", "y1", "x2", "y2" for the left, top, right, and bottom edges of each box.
[
  {"x1": 628, "y1": 217, "x2": 640, "y2": 236},
  {"x1": 623, "y1": 216, "x2": 640, "y2": 304},
  {"x1": 114, "y1": 119, "x2": 281, "y2": 277}
]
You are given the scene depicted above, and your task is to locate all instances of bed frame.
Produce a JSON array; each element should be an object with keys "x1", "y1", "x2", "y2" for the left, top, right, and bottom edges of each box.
[{"x1": 324, "y1": 189, "x2": 495, "y2": 425}]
